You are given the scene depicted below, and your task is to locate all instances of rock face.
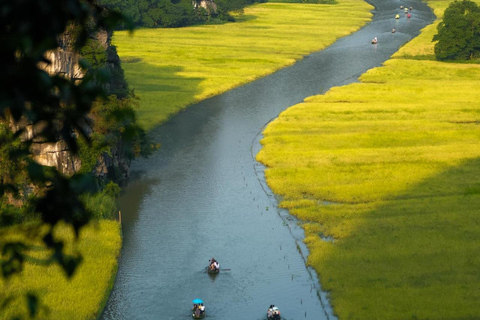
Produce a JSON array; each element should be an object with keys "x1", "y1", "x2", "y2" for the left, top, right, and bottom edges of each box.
[
  {"x1": 194, "y1": 0, "x2": 217, "y2": 15},
  {"x1": 41, "y1": 50, "x2": 83, "y2": 81},
  {"x1": 31, "y1": 141, "x2": 82, "y2": 175},
  {"x1": 33, "y1": 30, "x2": 131, "y2": 180}
]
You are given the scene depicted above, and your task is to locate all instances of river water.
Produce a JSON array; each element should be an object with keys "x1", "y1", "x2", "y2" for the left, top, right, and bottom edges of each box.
[{"x1": 102, "y1": 1, "x2": 434, "y2": 319}]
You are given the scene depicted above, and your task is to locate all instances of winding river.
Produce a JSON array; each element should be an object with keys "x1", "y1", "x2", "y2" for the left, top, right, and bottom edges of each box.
[{"x1": 102, "y1": 1, "x2": 434, "y2": 319}]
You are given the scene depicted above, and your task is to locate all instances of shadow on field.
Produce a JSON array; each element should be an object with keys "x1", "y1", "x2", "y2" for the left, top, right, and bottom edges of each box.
[
  {"x1": 320, "y1": 157, "x2": 480, "y2": 319},
  {"x1": 120, "y1": 60, "x2": 205, "y2": 129},
  {"x1": 123, "y1": 61, "x2": 203, "y2": 94},
  {"x1": 236, "y1": 14, "x2": 258, "y2": 23}
]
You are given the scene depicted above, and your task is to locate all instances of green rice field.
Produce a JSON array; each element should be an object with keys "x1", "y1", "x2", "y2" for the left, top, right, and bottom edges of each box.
[
  {"x1": 113, "y1": 0, "x2": 373, "y2": 130},
  {"x1": 256, "y1": 0, "x2": 480, "y2": 318},
  {"x1": 0, "y1": 221, "x2": 121, "y2": 320}
]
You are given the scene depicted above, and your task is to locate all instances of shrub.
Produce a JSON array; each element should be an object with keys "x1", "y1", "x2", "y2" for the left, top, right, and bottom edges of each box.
[{"x1": 433, "y1": 0, "x2": 480, "y2": 60}]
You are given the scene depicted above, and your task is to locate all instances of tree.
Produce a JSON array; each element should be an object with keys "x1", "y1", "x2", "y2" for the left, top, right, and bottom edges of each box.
[
  {"x1": 99, "y1": 0, "x2": 266, "y2": 28},
  {"x1": 100, "y1": 0, "x2": 203, "y2": 28},
  {"x1": 0, "y1": 0, "x2": 136, "y2": 316},
  {"x1": 433, "y1": 0, "x2": 480, "y2": 60}
]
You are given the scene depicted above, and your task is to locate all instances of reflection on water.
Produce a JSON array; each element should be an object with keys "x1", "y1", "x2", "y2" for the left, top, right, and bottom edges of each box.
[{"x1": 102, "y1": 0, "x2": 434, "y2": 319}]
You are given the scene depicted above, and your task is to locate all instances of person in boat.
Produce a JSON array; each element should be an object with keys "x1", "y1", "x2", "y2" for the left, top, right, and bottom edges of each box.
[
  {"x1": 267, "y1": 305, "x2": 274, "y2": 318},
  {"x1": 371, "y1": 37, "x2": 378, "y2": 44},
  {"x1": 209, "y1": 258, "x2": 216, "y2": 270},
  {"x1": 194, "y1": 308, "x2": 201, "y2": 317},
  {"x1": 267, "y1": 305, "x2": 281, "y2": 319},
  {"x1": 199, "y1": 303, "x2": 205, "y2": 315},
  {"x1": 395, "y1": 14, "x2": 400, "y2": 19},
  {"x1": 209, "y1": 258, "x2": 219, "y2": 271}
]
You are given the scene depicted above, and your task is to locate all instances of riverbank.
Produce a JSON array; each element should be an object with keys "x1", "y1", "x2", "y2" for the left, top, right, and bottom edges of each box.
[
  {"x1": 113, "y1": 0, "x2": 374, "y2": 131},
  {"x1": 0, "y1": 221, "x2": 121, "y2": 320},
  {"x1": 256, "y1": 0, "x2": 480, "y2": 318}
]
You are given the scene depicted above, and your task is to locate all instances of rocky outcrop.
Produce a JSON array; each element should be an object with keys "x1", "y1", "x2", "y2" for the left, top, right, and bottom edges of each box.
[
  {"x1": 31, "y1": 29, "x2": 131, "y2": 180},
  {"x1": 8, "y1": 118, "x2": 83, "y2": 176},
  {"x1": 194, "y1": 0, "x2": 217, "y2": 15},
  {"x1": 41, "y1": 50, "x2": 83, "y2": 81},
  {"x1": 31, "y1": 140, "x2": 82, "y2": 175},
  {"x1": 95, "y1": 141, "x2": 131, "y2": 181}
]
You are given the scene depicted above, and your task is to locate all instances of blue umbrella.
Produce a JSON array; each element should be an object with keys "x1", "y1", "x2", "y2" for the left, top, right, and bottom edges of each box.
[{"x1": 192, "y1": 299, "x2": 203, "y2": 304}]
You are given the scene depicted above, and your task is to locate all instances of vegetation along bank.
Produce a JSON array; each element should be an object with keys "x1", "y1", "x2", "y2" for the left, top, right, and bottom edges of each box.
[
  {"x1": 1, "y1": 2, "x2": 145, "y2": 318},
  {"x1": 113, "y1": 0, "x2": 374, "y2": 131},
  {"x1": 256, "y1": 0, "x2": 480, "y2": 318},
  {"x1": 0, "y1": 222, "x2": 121, "y2": 319}
]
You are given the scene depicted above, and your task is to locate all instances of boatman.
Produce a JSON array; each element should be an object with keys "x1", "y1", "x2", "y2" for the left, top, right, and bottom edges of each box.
[{"x1": 209, "y1": 258, "x2": 219, "y2": 271}]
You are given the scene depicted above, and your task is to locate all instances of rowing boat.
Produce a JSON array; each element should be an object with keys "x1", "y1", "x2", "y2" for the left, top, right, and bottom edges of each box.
[
  {"x1": 192, "y1": 299, "x2": 205, "y2": 319},
  {"x1": 206, "y1": 266, "x2": 220, "y2": 274}
]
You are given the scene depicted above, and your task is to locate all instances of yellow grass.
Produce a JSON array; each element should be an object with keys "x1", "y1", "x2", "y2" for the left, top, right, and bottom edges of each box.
[
  {"x1": 257, "y1": 0, "x2": 480, "y2": 318},
  {"x1": 113, "y1": 1, "x2": 373, "y2": 130},
  {"x1": 0, "y1": 221, "x2": 121, "y2": 320}
]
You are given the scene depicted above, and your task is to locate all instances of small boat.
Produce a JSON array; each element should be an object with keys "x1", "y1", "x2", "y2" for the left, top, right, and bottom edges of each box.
[
  {"x1": 371, "y1": 37, "x2": 378, "y2": 44},
  {"x1": 267, "y1": 305, "x2": 281, "y2": 320},
  {"x1": 206, "y1": 257, "x2": 220, "y2": 274},
  {"x1": 207, "y1": 266, "x2": 220, "y2": 274},
  {"x1": 192, "y1": 299, "x2": 206, "y2": 319},
  {"x1": 395, "y1": 14, "x2": 400, "y2": 19}
]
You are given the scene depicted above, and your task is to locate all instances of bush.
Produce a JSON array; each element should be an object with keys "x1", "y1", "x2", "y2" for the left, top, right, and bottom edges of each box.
[{"x1": 433, "y1": 0, "x2": 480, "y2": 60}]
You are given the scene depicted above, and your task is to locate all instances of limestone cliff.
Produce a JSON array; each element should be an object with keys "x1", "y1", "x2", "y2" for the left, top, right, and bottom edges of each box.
[{"x1": 32, "y1": 29, "x2": 132, "y2": 180}]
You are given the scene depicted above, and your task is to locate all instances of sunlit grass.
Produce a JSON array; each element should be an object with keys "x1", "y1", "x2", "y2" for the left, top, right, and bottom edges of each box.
[
  {"x1": 113, "y1": 0, "x2": 373, "y2": 130},
  {"x1": 257, "y1": 0, "x2": 480, "y2": 318},
  {"x1": 0, "y1": 221, "x2": 121, "y2": 320}
]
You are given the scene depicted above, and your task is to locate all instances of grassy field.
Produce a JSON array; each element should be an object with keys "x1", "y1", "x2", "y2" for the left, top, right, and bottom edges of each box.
[
  {"x1": 113, "y1": 0, "x2": 374, "y2": 130},
  {"x1": 257, "y1": 0, "x2": 480, "y2": 319},
  {"x1": 0, "y1": 221, "x2": 121, "y2": 320}
]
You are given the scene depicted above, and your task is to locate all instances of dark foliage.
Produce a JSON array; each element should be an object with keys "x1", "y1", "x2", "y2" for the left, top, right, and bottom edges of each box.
[
  {"x1": 100, "y1": 0, "x2": 264, "y2": 28},
  {"x1": 433, "y1": 0, "x2": 480, "y2": 60},
  {"x1": 0, "y1": 2, "x2": 143, "y2": 316}
]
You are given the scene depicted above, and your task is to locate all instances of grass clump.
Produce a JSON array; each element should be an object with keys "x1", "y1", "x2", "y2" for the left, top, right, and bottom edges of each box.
[
  {"x1": 257, "y1": 0, "x2": 480, "y2": 318},
  {"x1": 113, "y1": 0, "x2": 373, "y2": 130},
  {"x1": 0, "y1": 221, "x2": 121, "y2": 320}
]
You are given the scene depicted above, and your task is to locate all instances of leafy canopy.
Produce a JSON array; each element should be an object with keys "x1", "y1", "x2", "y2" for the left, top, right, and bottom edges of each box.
[
  {"x1": 99, "y1": 0, "x2": 263, "y2": 28},
  {"x1": 0, "y1": 0, "x2": 130, "y2": 283},
  {"x1": 433, "y1": 0, "x2": 480, "y2": 60}
]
